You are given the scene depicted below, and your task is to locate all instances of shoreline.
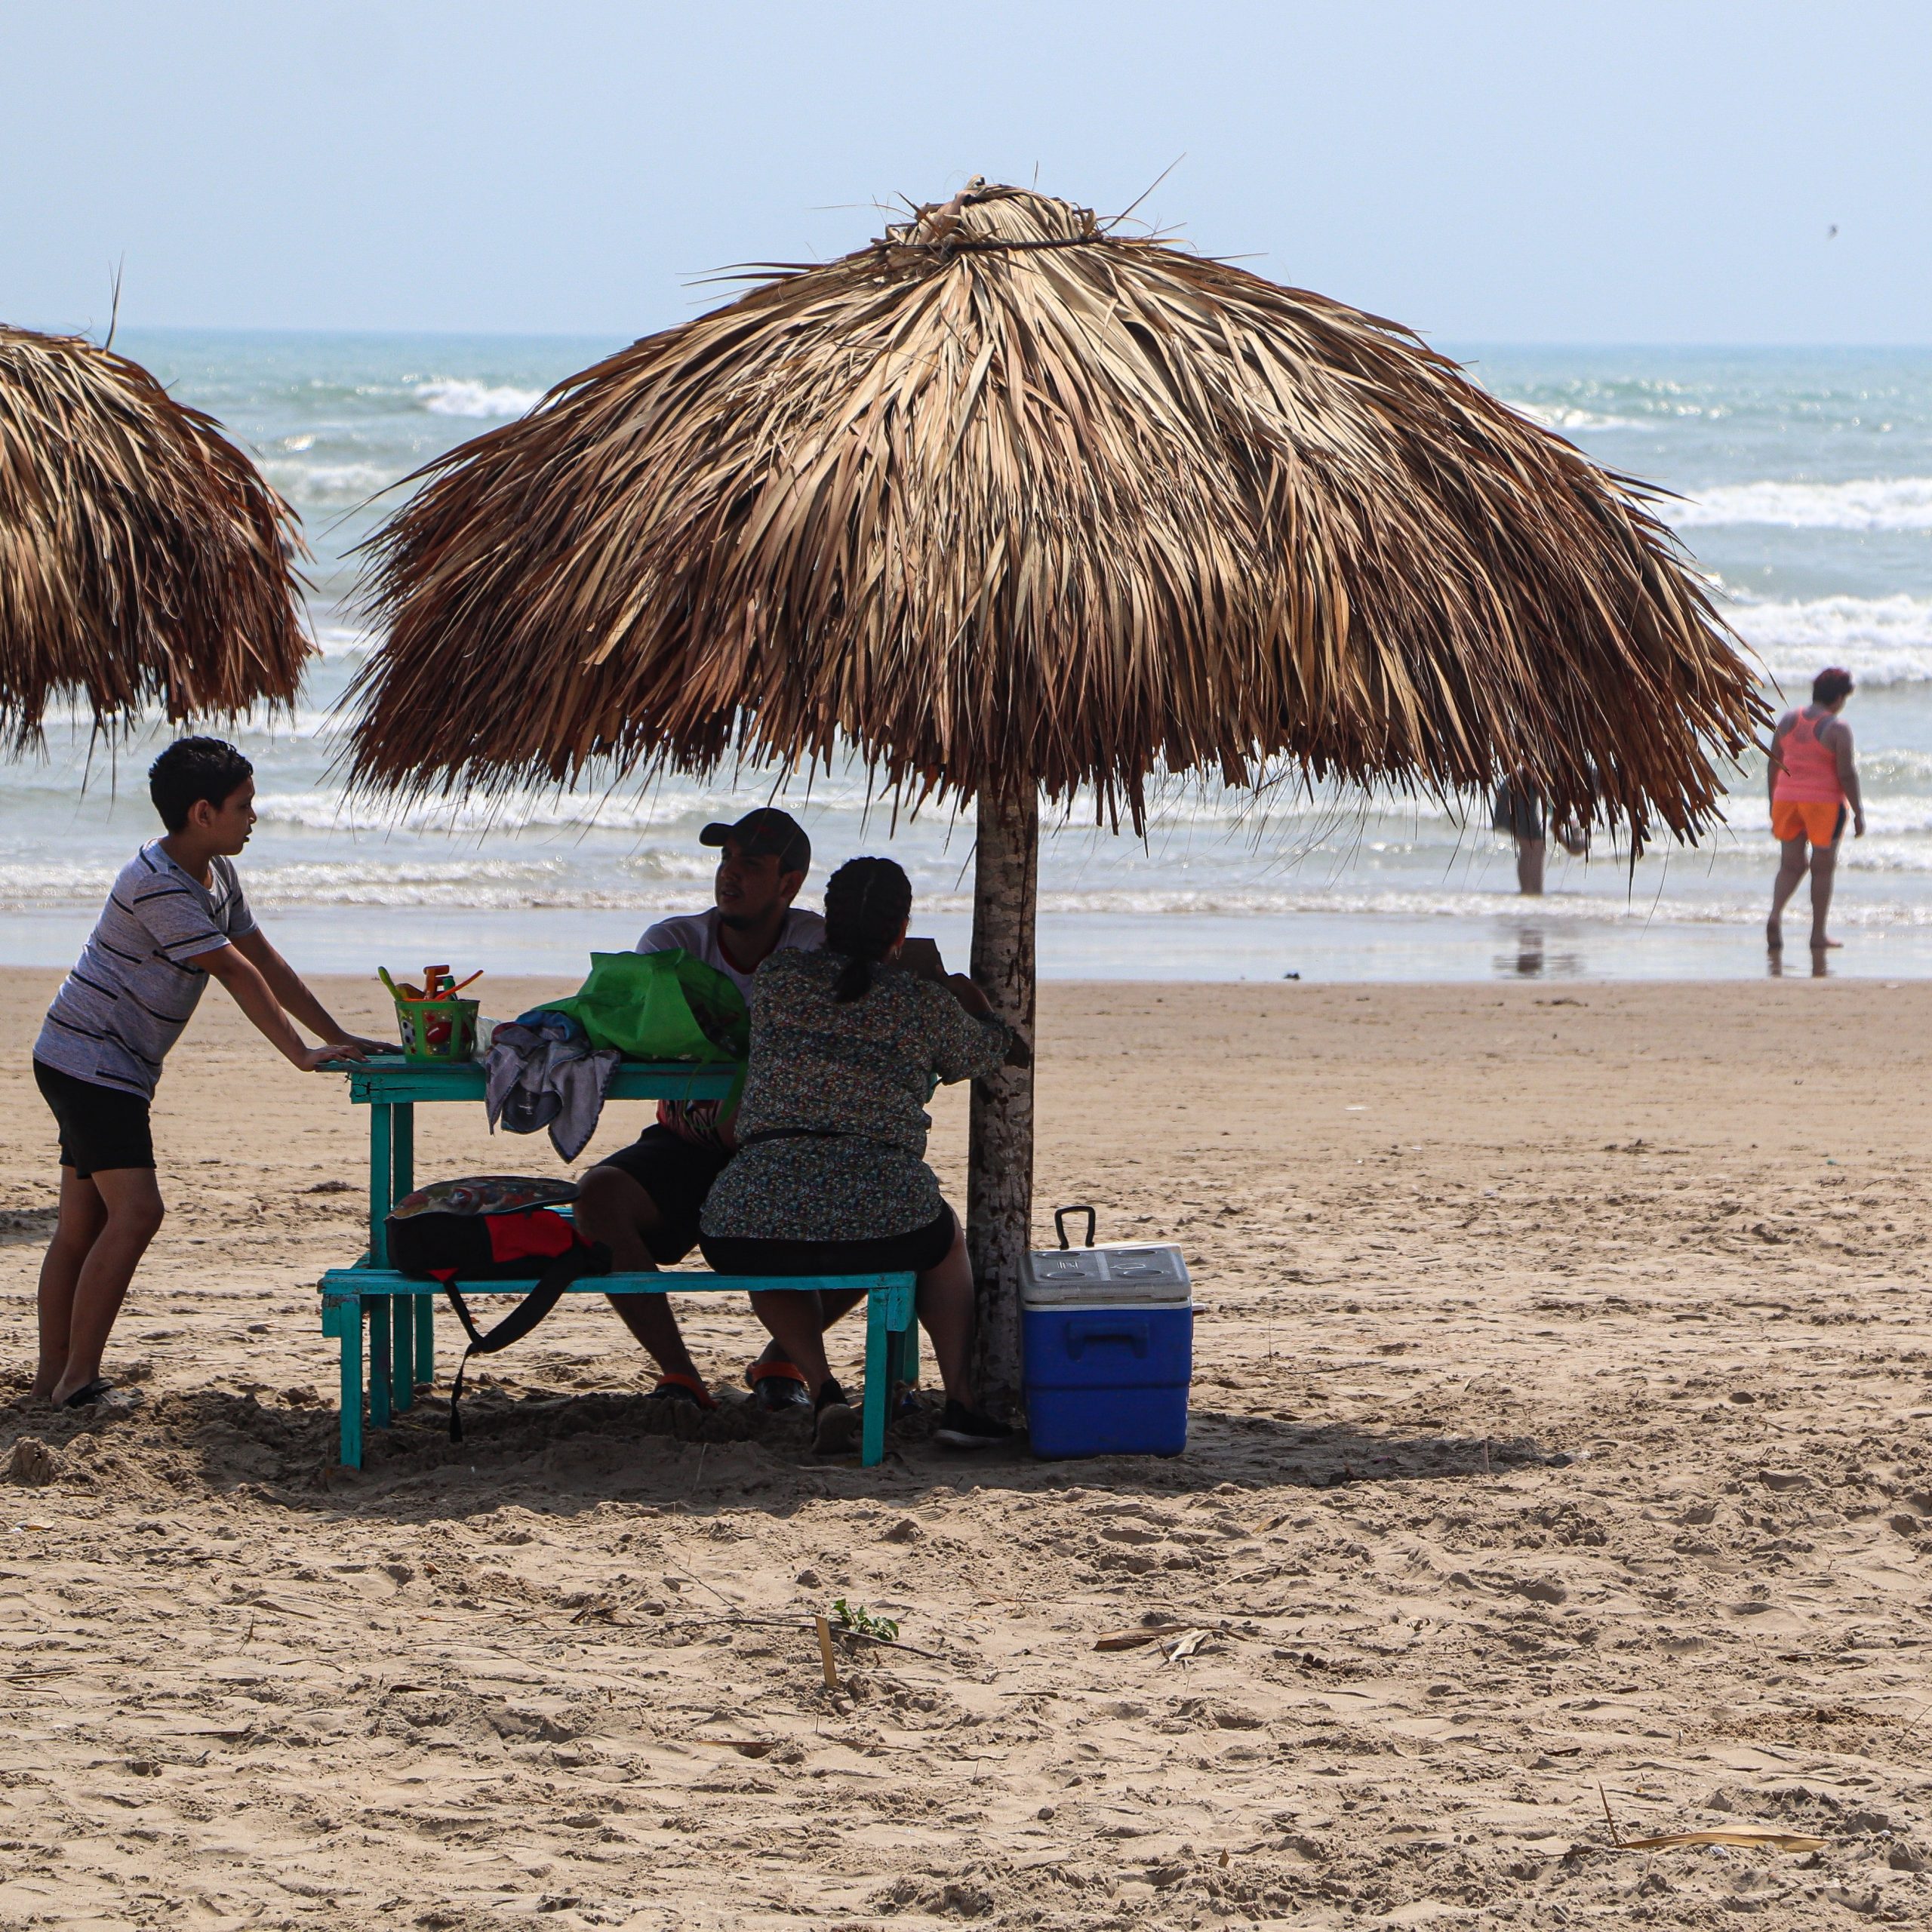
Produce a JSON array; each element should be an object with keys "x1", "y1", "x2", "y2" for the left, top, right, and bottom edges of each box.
[{"x1": 5, "y1": 903, "x2": 1930, "y2": 983}]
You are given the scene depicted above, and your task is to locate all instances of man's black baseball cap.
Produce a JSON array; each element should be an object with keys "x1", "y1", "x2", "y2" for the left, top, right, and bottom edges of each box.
[{"x1": 700, "y1": 807, "x2": 811, "y2": 875}]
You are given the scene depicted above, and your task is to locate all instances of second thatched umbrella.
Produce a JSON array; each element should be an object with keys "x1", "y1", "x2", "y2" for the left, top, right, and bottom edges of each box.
[
  {"x1": 0, "y1": 324, "x2": 309, "y2": 746},
  {"x1": 346, "y1": 182, "x2": 1764, "y2": 1398}
]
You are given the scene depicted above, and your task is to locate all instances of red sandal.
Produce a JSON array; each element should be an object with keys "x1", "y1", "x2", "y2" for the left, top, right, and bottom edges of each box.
[
  {"x1": 646, "y1": 1371, "x2": 716, "y2": 1411},
  {"x1": 745, "y1": 1357, "x2": 810, "y2": 1411}
]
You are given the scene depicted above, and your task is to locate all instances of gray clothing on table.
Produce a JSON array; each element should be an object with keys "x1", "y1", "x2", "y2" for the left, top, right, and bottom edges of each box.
[
  {"x1": 483, "y1": 1018, "x2": 621, "y2": 1163},
  {"x1": 34, "y1": 841, "x2": 256, "y2": 1098}
]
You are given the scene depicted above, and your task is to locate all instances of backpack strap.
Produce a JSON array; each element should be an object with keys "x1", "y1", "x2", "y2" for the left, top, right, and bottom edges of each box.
[{"x1": 441, "y1": 1240, "x2": 611, "y2": 1442}]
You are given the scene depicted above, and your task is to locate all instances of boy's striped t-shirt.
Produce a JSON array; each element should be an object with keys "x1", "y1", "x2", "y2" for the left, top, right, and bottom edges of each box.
[{"x1": 33, "y1": 842, "x2": 256, "y2": 1099}]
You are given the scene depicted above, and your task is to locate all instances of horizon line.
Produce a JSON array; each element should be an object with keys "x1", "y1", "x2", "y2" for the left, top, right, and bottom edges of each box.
[{"x1": 23, "y1": 321, "x2": 1932, "y2": 356}]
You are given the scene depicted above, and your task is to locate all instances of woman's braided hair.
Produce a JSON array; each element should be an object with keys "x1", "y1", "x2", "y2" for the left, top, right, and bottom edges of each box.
[{"x1": 823, "y1": 857, "x2": 913, "y2": 1004}]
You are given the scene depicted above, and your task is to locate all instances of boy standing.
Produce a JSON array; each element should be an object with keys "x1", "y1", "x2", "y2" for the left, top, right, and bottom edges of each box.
[{"x1": 31, "y1": 737, "x2": 383, "y2": 1407}]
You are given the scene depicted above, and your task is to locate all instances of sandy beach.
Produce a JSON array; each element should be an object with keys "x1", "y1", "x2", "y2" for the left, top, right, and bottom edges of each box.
[{"x1": 4, "y1": 968, "x2": 1932, "y2": 1928}]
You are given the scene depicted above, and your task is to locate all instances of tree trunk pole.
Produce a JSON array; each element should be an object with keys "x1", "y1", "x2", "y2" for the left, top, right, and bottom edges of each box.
[{"x1": 968, "y1": 774, "x2": 1039, "y2": 1411}]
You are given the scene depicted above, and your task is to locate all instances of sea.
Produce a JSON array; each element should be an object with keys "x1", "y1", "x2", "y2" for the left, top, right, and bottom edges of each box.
[{"x1": 7, "y1": 331, "x2": 1932, "y2": 985}]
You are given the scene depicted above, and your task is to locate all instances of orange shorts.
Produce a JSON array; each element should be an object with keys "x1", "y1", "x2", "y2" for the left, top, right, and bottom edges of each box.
[{"x1": 1772, "y1": 798, "x2": 1846, "y2": 846}]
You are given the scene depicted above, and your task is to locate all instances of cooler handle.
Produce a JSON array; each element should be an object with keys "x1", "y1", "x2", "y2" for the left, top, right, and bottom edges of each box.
[
  {"x1": 1055, "y1": 1204, "x2": 1097, "y2": 1251},
  {"x1": 1066, "y1": 1315, "x2": 1149, "y2": 1360}
]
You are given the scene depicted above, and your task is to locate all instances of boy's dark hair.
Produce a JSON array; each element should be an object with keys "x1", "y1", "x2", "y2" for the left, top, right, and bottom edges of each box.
[
  {"x1": 149, "y1": 737, "x2": 254, "y2": 832},
  {"x1": 823, "y1": 857, "x2": 913, "y2": 1004},
  {"x1": 1813, "y1": 666, "x2": 1854, "y2": 706}
]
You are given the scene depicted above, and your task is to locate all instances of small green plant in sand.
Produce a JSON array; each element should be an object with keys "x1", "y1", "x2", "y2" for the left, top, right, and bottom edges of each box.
[{"x1": 831, "y1": 1598, "x2": 899, "y2": 1642}]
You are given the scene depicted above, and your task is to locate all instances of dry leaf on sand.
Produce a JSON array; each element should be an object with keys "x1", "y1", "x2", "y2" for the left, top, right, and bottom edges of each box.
[{"x1": 1619, "y1": 1829, "x2": 1827, "y2": 1854}]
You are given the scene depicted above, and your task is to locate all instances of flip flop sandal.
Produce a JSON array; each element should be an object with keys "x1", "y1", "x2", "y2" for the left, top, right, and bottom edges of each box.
[
  {"x1": 745, "y1": 1358, "x2": 811, "y2": 1411},
  {"x1": 59, "y1": 1379, "x2": 115, "y2": 1410},
  {"x1": 645, "y1": 1372, "x2": 716, "y2": 1411}
]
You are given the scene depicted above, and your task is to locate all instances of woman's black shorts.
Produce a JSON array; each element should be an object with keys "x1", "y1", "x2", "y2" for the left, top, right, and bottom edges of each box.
[
  {"x1": 699, "y1": 1205, "x2": 957, "y2": 1279},
  {"x1": 34, "y1": 1060, "x2": 155, "y2": 1177}
]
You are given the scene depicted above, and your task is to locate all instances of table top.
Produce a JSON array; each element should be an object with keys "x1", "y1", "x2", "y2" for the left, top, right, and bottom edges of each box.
[{"x1": 339, "y1": 1054, "x2": 738, "y2": 1105}]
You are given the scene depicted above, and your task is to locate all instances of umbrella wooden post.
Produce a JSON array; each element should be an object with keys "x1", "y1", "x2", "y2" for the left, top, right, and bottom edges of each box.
[{"x1": 968, "y1": 776, "x2": 1038, "y2": 1409}]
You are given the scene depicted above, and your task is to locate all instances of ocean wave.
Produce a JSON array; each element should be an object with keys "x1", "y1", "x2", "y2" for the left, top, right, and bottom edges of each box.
[
  {"x1": 1726, "y1": 594, "x2": 1932, "y2": 688},
  {"x1": 1673, "y1": 476, "x2": 1932, "y2": 531},
  {"x1": 260, "y1": 458, "x2": 396, "y2": 508},
  {"x1": 1509, "y1": 402, "x2": 1635, "y2": 432},
  {"x1": 241, "y1": 777, "x2": 1367, "y2": 839},
  {"x1": 9, "y1": 860, "x2": 1932, "y2": 928},
  {"x1": 414, "y1": 379, "x2": 545, "y2": 419}
]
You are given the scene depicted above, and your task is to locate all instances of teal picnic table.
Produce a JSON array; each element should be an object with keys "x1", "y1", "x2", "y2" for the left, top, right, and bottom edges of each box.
[{"x1": 318, "y1": 1054, "x2": 918, "y2": 1469}]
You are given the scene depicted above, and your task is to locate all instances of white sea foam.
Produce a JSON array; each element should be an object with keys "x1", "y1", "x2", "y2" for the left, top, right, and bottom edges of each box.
[
  {"x1": 414, "y1": 379, "x2": 545, "y2": 419},
  {"x1": 1672, "y1": 476, "x2": 1932, "y2": 531},
  {"x1": 11, "y1": 861, "x2": 1930, "y2": 928},
  {"x1": 260, "y1": 459, "x2": 395, "y2": 508},
  {"x1": 1509, "y1": 402, "x2": 1635, "y2": 432},
  {"x1": 1727, "y1": 594, "x2": 1932, "y2": 688}
]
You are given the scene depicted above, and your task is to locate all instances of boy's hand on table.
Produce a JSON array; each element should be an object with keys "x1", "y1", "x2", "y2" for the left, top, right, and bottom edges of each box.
[{"x1": 297, "y1": 1041, "x2": 373, "y2": 1070}]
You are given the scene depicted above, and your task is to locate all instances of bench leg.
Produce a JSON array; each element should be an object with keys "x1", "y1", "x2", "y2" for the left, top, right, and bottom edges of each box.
[
  {"x1": 368, "y1": 1295, "x2": 393, "y2": 1431},
  {"x1": 390, "y1": 1103, "x2": 433, "y2": 1391},
  {"x1": 861, "y1": 1283, "x2": 918, "y2": 1468},
  {"x1": 369, "y1": 1105, "x2": 393, "y2": 1267},
  {"x1": 889, "y1": 1314, "x2": 919, "y2": 1394},
  {"x1": 863, "y1": 1291, "x2": 889, "y2": 1467},
  {"x1": 392, "y1": 1296, "x2": 414, "y2": 1412},
  {"x1": 339, "y1": 1303, "x2": 364, "y2": 1469}
]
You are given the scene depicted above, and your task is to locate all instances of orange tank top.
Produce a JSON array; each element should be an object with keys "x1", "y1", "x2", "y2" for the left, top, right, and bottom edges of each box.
[{"x1": 1774, "y1": 709, "x2": 1844, "y2": 804}]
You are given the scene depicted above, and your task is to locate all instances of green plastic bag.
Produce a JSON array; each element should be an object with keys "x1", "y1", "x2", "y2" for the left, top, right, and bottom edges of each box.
[{"x1": 546, "y1": 949, "x2": 748, "y2": 1063}]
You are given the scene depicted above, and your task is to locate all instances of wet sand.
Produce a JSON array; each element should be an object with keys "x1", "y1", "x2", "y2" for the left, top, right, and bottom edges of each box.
[{"x1": 3, "y1": 970, "x2": 1931, "y2": 1928}]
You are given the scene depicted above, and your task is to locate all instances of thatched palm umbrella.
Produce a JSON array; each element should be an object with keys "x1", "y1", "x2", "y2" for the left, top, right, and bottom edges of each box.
[
  {"x1": 346, "y1": 182, "x2": 1764, "y2": 1398},
  {"x1": 0, "y1": 324, "x2": 309, "y2": 746}
]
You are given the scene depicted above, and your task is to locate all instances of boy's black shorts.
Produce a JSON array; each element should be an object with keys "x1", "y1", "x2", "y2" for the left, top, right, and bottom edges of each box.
[
  {"x1": 589, "y1": 1124, "x2": 731, "y2": 1263},
  {"x1": 34, "y1": 1060, "x2": 155, "y2": 1178}
]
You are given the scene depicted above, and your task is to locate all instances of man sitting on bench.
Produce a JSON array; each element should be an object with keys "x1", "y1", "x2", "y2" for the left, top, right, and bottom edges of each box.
[{"x1": 571, "y1": 808, "x2": 863, "y2": 1410}]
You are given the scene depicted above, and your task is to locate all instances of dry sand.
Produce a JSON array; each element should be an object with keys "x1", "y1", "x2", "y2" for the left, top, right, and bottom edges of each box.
[{"x1": 3, "y1": 968, "x2": 1932, "y2": 1929}]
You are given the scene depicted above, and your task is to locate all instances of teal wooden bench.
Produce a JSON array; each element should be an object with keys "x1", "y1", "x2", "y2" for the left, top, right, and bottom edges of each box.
[
  {"x1": 320, "y1": 1055, "x2": 918, "y2": 1469},
  {"x1": 319, "y1": 1263, "x2": 917, "y2": 1468}
]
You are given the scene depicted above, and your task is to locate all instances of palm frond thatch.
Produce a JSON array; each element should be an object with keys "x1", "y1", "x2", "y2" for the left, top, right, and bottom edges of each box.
[
  {"x1": 0, "y1": 324, "x2": 310, "y2": 746},
  {"x1": 348, "y1": 183, "x2": 1765, "y2": 841}
]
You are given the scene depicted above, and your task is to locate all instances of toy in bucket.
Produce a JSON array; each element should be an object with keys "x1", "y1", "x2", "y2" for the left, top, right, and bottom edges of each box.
[{"x1": 382, "y1": 964, "x2": 483, "y2": 1062}]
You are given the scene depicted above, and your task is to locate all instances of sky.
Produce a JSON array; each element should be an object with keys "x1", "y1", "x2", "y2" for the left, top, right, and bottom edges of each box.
[{"x1": 5, "y1": 0, "x2": 1930, "y2": 346}]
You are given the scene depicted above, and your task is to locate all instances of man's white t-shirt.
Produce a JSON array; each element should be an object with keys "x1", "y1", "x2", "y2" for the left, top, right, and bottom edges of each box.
[
  {"x1": 636, "y1": 906, "x2": 825, "y2": 1146},
  {"x1": 636, "y1": 906, "x2": 826, "y2": 995}
]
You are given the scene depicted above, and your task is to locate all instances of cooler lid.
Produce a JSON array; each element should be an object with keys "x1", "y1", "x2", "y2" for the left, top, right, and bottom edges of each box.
[{"x1": 1020, "y1": 1243, "x2": 1191, "y2": 1306}]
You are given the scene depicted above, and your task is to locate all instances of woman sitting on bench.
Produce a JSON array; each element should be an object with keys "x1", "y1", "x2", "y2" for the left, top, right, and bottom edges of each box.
[{"x1": 698, "y1": 856, "x2": 1017, "y2": 1454}]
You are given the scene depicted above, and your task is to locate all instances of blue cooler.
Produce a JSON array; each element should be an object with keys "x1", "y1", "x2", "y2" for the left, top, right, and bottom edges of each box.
[{"x1": 1021, "y1": 1229, "x2": 1192, "y2": 1458}]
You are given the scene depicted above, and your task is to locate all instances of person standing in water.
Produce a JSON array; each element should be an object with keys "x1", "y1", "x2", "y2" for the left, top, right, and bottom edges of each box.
[
  {"x1": 1493, "y1": 774, "x2": 1588, "y2": 896},
  {"x1": 1767, "y1": 666, "x2": 1865, "y2": 953}
]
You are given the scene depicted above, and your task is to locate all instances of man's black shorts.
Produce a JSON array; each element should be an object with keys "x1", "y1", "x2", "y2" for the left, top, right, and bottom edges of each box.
[
  {"x1": 34, "y1": 1060, "x2": 155, "y2": 1177},
  {"x1": 591, "y1": 1124, "x2": 732, "y2": 1263}
]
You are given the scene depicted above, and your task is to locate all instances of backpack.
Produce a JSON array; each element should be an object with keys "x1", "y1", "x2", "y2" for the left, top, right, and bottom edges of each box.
[{"x1": 385, "y1": 1176, "x2": 611, "y2": 1441}]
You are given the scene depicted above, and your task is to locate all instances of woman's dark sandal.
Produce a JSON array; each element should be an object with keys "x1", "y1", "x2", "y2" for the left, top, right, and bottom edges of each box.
[
  {"x1": 745, "y1": 1358, "x2": 811, "y2": 1411},
  {"x1": 811, "y1": 1379, "x2": 860, "y2": 1455},
  {"x1": 934, "y1": 1401, "x2": 1015, "y2": 1450},
  {"x1": 59, "y1": 1379, "x2": 115, "y2": 1410},
  {"x1": 646, "y1": 1372, "x2": 716, "y2": 1411}
]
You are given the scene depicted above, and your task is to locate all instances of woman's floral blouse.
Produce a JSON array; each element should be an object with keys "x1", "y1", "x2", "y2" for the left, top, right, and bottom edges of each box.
[{"x1": 700, "y1": 948, "x2": 1011, "y2": 1242}]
